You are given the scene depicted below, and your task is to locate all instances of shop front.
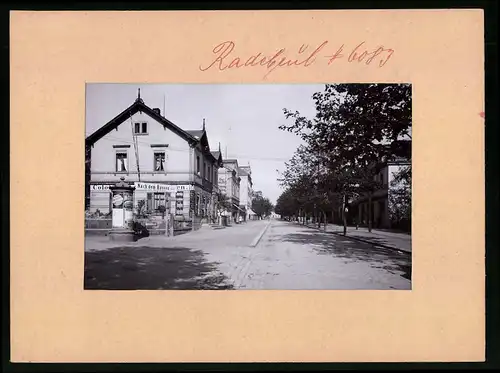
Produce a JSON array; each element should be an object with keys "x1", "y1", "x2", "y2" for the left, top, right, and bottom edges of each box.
[{"x1": 88, "y1": 181, "x2": 194, "y2": 220}]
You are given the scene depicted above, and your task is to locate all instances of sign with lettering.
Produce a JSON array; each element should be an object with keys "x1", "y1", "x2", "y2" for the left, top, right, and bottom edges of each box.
[
  {"x1": 91, "y1": 183, "x2": 193, "y2": 192},
  {"x1": 90, "y1": 184, "x2": 112, "y2": 191},
  {"x1": 189, "y1": 190, "x2": 195, "y2": 212},
  {"x1": 175, "y1": 191, "x2": 184, "y2": 216}
]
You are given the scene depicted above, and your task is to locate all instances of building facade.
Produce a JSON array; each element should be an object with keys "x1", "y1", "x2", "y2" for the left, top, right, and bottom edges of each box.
[
  {"x1": 237, "y1": 165, "x2": 254, "y2": 221},
  {"x1": 85, "y1": 92, "x2": 223, "y2": 228},
  {"x1": 347, "y1": 156, "x2": 411, "y2": 230},
  {"x1": 218, "y1": 159, "x2": 242, "y2": 222}
]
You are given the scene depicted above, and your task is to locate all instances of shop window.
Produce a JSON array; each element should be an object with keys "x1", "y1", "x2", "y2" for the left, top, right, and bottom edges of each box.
[
  {"x1": 153, "y1": 193, "x2": 166, "y2": 211},
  {"x1": 196, "y1": 156, "x2": 200, "y2": 174},
  {"x1": 154, "y1": 152, "x2": 166, "y2": 171},
  {"x1": 116, "y1": 152, "x2": 128, "y2": 172}
]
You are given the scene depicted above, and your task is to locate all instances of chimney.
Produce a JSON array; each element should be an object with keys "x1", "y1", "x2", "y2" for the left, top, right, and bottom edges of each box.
[{"x1": 152, "y1": 108, "x2": 161, "y2": 116}]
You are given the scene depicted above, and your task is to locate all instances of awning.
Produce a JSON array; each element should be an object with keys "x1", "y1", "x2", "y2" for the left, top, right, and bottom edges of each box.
[{"x1": 232, "y1": 203, "x2": 246, "y2": 213}]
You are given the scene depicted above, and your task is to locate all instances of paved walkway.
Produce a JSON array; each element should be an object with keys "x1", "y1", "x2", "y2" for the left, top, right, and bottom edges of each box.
[{"x1": 301, "y1": 223, "x2": 412, "y2": 253}]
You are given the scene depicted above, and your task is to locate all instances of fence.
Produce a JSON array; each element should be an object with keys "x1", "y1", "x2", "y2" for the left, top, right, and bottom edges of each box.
[{"x1": 84, "y1": 212, "x2": 194, "y2": 237}]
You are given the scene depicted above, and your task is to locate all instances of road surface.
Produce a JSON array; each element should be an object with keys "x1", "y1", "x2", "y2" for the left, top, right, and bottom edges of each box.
[{"x1": 84, "y1": 219, "x2": 411, "y2": 290}]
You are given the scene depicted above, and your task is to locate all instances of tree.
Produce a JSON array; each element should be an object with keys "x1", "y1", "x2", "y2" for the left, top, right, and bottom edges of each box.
[
  {"x1": 251, "y1": 195, "x2": 274, "y2": 219},
  {"x1": 274, "y1": 188, "x2": 296, "y2": 219},
  {"x1": 279, "y1": 83, "x2": 412, "y2": 233},
  {"x1": 136, "y1": 199, "x2": 147, "y2": 218},
  {"x1": 388, "y1": 165, "x2": 412, "y2": 232},
  {"x1": 215, "y1": 192, "x2": 231, "y2": 216}
]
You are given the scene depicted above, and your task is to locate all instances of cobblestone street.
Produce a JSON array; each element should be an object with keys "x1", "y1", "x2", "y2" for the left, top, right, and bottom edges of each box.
[{"x1": 85, "y1": 219, "x2": 411, "y2": 290}]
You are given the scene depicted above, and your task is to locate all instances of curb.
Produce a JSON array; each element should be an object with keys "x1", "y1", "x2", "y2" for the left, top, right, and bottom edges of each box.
[
  {"x1": 300, "y1": 224, "x2": 411, "y2": 255},
  {"x1": 250, "y1": 222, "x2": 272, "y2": 247}
]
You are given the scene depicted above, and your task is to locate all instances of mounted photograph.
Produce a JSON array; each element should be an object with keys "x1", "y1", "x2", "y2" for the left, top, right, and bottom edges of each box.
[{"x1": 84, "y1": 83, "x2": 412, "y2": 290}]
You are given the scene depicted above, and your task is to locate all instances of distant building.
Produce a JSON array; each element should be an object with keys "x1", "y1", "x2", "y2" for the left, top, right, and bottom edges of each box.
[
  {"x1": 347, "y1": 140, "x2": 411, "y2": 230},
  {"x1": 218, "y1": 159, "x2": 243, "y2": 223},
  {"x1": 254, "y1": 190, "x2": 263, "y2": 198},
  {"x1": 85, "y1": 91, "x2": 223, "y2": 228},
  {"x1": 237, "y1": 165, "x2": 255, "y2": 221}
]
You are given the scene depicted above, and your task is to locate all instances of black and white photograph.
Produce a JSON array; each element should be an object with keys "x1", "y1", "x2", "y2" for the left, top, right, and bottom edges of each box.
[{"x1": 84, "y1": 83, "x2": 412, "y2": 290}]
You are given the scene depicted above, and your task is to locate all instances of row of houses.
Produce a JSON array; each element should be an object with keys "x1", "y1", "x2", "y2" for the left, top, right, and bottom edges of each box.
[
  {"x1": 85, "y1": 90, "x2": 259, "y2": 229},
  {"x1": 330, "y1": 141, "x2": 411, "y2": 231}
]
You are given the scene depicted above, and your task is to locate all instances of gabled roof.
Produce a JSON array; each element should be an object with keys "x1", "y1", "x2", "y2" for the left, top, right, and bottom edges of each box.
[
  {"x1": 86, "y1": 97, "x2": 199, "y2": 147},
  {"x1": 185, "y1": 130, "x2": 204, "y2": 139},
  {"x1": 238, "y1": 167, "x2": 250, "y2": 177}
]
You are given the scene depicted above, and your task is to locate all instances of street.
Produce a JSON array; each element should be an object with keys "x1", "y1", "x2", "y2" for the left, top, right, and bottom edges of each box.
[{"x1": 84, "y1": 220, "x2": 411, "y2": 290}]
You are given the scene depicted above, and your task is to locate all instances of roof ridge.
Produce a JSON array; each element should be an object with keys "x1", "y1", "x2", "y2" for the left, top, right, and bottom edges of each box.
[{"x1": 85, "y1": 99, "x2": 199, "y2": 146}]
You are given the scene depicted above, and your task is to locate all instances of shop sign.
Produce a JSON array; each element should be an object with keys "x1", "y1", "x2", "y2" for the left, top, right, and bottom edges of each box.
[{"x1": 91, "y1": 183, "x2": 193, "y2": 192}]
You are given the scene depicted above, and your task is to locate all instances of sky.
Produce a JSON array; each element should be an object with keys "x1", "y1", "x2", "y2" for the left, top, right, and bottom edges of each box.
[{"x1": 86, "y1": 83, "x2": 325, "y2": 204}]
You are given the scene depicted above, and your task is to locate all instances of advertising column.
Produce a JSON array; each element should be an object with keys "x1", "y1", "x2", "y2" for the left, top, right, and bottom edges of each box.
[{"x1": 109, "y1": 177, "x2": 136, "y2": 242}]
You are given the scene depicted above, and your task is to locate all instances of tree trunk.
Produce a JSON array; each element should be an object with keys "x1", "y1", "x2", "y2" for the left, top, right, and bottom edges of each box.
[
  {"x1": 331, "y1": 210, "x2": 334, "y2": 225},
  {"x1": 323, "y1": 211, "x2": 327, "y2": 232},
  {"x1": 368, "y1": 192, "x2": 373, "y2": 233},
  {"x1": 342, "y1": 194, "x2": 347, "y2": 236}
]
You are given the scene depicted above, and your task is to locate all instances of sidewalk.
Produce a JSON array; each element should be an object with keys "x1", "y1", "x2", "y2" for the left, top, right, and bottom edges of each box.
[
  {"x1": 84, "y1": 219, "x2": 268, "y2": 252},
  {"x1": 302, "y1": 223, "x2": 412, "y2": 253}
]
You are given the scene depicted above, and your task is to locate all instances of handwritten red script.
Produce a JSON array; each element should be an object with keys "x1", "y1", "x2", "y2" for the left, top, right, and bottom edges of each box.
[{"x1": 199, "y1": 41, "x2": 394, "y2": 78}]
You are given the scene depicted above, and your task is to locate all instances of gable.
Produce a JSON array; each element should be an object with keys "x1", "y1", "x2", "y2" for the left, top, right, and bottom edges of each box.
[{"x1": 86, "y1": 99, "x2": 198, "y2": 148}]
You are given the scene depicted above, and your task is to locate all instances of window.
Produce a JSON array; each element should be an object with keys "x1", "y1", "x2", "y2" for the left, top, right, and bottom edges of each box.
[
  {"x1": 153, "y1": 193, "x2": 166, "y2": 210},
  {"x1": 134, "y1": 122, "x2": 148, "y2": 134},
  {"x1": 204, "y1": 162, "x2": 207, "y2": 179},
  {"x1": 154, "y1": 152, "x2": 165, "y2": 171},
  {"x1": 147, "y1": 193, "x2": 153, "y2": 212},
  {"x1": 116, "y1": 152, "x2": 128, "y2": 172},
  {"x1": 196, "y1": 156, "x2": 200, "y2": 174},
  {"x1": 208, "y1": 166, "x2": 211, "y2": 182}
]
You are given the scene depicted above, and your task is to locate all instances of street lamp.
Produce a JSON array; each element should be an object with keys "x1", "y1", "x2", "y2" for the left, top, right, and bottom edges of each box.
[{"x1": 313, "y1": 177, "x2": 319, "y2": 227}]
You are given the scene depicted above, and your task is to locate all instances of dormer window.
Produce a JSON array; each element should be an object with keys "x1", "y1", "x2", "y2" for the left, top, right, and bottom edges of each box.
[{"x1": 134, "y1": 122, "x2": 148, "y2": 134}]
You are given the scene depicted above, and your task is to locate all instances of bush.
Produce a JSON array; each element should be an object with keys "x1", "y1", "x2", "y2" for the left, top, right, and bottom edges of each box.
[
  {"x1": 132, "y1": 221, "x2": 150, "y2": 238},
  {"x1": 156, "y1": 205, "x2": 166, "y2": 218}
]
